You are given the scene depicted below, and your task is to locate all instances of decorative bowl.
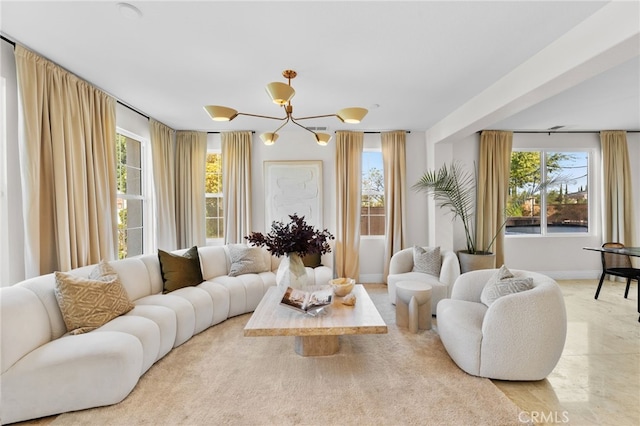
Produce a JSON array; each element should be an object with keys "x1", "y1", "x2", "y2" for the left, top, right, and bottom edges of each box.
[{"x1": 329, "y1": 278, "x2": 356, "y2": 297}]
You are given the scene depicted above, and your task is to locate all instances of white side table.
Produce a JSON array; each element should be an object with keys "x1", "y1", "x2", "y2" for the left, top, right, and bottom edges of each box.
[{"x1": 395, "y1": 281, "x2": 432, "y2": 333}]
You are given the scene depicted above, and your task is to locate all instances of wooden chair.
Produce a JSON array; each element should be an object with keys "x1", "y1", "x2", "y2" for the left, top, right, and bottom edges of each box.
[{"x1": 594, "y1": 242, "x2": 640, "y2": 300}]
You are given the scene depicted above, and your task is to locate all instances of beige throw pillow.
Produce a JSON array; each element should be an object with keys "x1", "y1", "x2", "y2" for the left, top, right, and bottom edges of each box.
[
  {"x1": 54, "y1": 264, "x2": 135, "y2": 335},
  {"x1": 227, "y1": 244, "x2": 268, "y2": 277},
  {"x1": 480, "y1": 265, "x2": 534, "y2": 306},
  {"x1": 412, "y1": 246, "x2": 441, "y2": 277},
  {"x1": 158, "y1": 246, "x2": 204, "y2": 293}
]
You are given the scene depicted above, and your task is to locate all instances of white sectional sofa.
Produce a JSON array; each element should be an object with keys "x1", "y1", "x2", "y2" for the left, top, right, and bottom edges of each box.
[{"x1": 0, "y1": 245, "x2": 332, "y2": 424}]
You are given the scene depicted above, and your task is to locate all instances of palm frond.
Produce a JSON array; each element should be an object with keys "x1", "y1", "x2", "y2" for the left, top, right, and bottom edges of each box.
[{"x1": 413, "y1": 162, "x2": 477, "y2": 253}]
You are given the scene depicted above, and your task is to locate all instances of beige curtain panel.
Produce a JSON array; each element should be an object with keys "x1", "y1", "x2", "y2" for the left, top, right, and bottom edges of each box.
[
  {"x1": 176, "y1": 131, "x2": 207, "y2": 248},
  {"x1": 14, "y1": 45, "x2": 117, "y2": 276},
  {"x1": 222, "y1": 131, "x2": 253, "y2": 244},
  {"x1": 600, "y1": 130, "x2": 635, "y2": 246},
  {"x1": 476, "y1": 130, "x2": 513, "y2": 267},
  {"x1": 150, "y1": 119, "x2": 177, "y2": 251},
  {"x1": 381, "y1": 130, "x2": 407, "y2": 280},
  {"x1": 335, "y1": 131, "x2": 364, "y2": 280}
]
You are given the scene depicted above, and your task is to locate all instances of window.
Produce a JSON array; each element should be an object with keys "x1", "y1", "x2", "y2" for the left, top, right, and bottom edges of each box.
[
  {"x1": 205, "y1": 152, "x2": 224, "y2": 241},
  {"x1": 507, "y1": 150, "x2": 589, "y2": 235},
  {"x1": 0, "y1": 77, "x2": 8, "y2": 285},
  {"x1": 361, "y1": 151, "x2": 385, "y2": 236},
  {"x1": 116, "y1": 133, "x2": 145, "y2": 259}
]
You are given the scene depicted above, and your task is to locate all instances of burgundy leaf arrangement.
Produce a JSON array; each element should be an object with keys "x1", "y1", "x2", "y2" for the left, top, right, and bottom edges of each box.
[{"x1": 245, "y1": 214, "x2": 334, "y2": 258}]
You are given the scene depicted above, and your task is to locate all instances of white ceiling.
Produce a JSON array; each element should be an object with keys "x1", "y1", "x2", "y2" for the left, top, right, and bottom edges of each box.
[{"x1": 1, "y1": 1, "x2": 638, "y2": 135}]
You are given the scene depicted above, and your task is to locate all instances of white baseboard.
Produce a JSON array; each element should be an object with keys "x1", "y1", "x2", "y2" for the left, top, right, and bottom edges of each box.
[
  {"x1": 535, "y1": 270, "x2": 601, "y2": 280},
  {"x1": 360, "y1": 274, "x2": 384, "y2": 284},
  {"x1": 360, "y1": 271, "x2": 600, "y2": 283}
]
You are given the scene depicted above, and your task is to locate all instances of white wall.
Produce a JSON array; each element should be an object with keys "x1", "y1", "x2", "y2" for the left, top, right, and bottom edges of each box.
[
  {"x1": 237, "y1": 130, "x2": 428, "y2": 283},
  {"x1": 437, "y1": 131, "x2": 640, "y2": 279},
  {"x1": 1, "y1": 39, "x2": 24, "y2": 286}
]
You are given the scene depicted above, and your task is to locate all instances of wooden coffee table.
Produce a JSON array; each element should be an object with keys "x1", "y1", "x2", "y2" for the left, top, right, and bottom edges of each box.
[{"x1": 244, "y1": 284, "x2": 387, "y2": 356}]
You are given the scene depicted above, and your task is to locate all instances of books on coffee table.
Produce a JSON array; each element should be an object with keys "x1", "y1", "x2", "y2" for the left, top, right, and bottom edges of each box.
[{"x1": 280, "y1": 286, "x2": 332, "y2": 314}]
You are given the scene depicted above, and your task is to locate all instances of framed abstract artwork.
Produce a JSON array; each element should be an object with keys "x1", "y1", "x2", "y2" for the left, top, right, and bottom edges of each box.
[{"x1": 264, "y1": 160, "x2": 323, "y2": 230}]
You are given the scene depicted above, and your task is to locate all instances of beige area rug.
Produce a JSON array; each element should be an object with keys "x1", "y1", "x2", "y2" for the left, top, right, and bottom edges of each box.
[{"x1": 52, "y1": 284, "x2": 528, "y2": 426}]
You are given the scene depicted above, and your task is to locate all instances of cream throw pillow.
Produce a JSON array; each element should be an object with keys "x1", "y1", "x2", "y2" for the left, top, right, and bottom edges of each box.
[
  {"x1": 227, "y1": 244, "x2": 267, "y2": 277},
  {"x1": 54, "y1": 262, "x2": 134, "y2": 335},
  {"x1": 480, "y1": 265, "x2": 534, "y2": 306},
  {"x1": 412, "y1": 246, "x2": 441, "y2": 277}
]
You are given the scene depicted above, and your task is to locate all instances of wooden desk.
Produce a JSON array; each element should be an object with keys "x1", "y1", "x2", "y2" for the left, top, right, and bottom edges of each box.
[{"x1": 244, "y1": 284, "x2": 387, "y2": 356}]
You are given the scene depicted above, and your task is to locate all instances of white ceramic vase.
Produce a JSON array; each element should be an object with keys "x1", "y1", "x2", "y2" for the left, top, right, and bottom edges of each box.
[{"x1": 276, "y1": 252, "x2": 308, "y2": 290}]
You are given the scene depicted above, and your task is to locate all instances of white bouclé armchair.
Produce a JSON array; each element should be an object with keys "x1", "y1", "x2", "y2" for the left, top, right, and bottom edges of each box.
[
  {"x1": 436, "y1": 269, "x2": 567, "y2": 381},
  {"x1": 387, "y1": 247, "x2": 460, "y2": 312}
]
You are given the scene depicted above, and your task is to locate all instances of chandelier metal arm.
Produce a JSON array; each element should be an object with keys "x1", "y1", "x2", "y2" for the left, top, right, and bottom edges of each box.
[
  {"x1": 291, "y1": 119, "x2": 319, "y2": 136},
  {"x1": 205, "y1": 70, "x2": 366, "y2": 146},
  {"x1": 291, "y1": 113, "x2": 339, "y2": 121},
  {"x1": 236, "y1": 111, "x2": 288, "y2": 121},
  {"x1": 272, "y1": 116, "x2": 291, "y2": 134}
]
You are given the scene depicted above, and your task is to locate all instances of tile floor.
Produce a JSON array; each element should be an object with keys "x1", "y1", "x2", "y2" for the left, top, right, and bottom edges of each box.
[{"x1": 493, "y1": 279, "x2": 639, "y2": 426}]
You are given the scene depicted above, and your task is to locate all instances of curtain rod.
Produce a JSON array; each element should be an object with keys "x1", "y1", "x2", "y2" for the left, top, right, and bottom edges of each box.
[
  {"x1": 1, "y1": 34, "x2": 16, "y2": 46},
  {"x1": 207, "y1": 131, "x2": 255, "y2": 134},
  {"x1": 206, "y1": 130, "x2": 409, "y2": 134},
  {"x1": 364, "y1": 130, "x2": 411, "y2": 134},
  {"x1": 481, "y1": 130, "x2": 640, "y2": 134},
  {"x1": 117, "y1": 101, "x2": 150, "y2": 120}
]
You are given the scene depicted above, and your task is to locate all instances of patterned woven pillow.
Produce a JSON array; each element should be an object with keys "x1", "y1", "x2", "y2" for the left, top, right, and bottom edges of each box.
[
  {"x1": 480, "y1": 265, "x2": 534, "y2": 306},
  {"x1": 54, "y1": 264, "x2": 134, "y2": 335},
  {"x1": 412, "y1": 246, "x2": 441, "y2": 277},
  {"x1": 227, "y1": 244, "x2": 268, "y2": 277}
]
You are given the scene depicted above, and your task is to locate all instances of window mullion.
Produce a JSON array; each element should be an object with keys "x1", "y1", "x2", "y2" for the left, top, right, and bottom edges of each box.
[{"x1": 541, "y1": 151, "x2": 548, "y2": 235}]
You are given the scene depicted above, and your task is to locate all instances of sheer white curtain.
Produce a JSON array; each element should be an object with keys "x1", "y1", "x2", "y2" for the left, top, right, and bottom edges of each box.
[
  {"x1": 176, "y1": 131, "x2": 207, "y2": 248},
  {"x1": 335, "y1": 131, "x2": 364, "y2": 280},
  {"x1": 476, "y1": 130, "x2": 512, "y2": 267},
  {"x1": 601, "y1": 130, "x2": 635, "y2": 245},
  {"x1": 14, "y1": 45, "x2": 117, "y2": 276},
  {"x1": 150, "y1": 119, "x2": 177, "y2": 250},
  {"x1": 222, "y1": 131, "x2": 252, "y2": 244},
  {"x1": 382, "y1": 130, "x2": 406, "y2": 280}
]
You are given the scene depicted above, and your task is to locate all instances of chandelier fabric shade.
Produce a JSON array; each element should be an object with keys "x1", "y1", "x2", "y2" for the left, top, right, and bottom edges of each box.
[
  {"x1": 203, "y1": 105, "x2": 238, "y2": 121},
  {"x1": 265, "y1": 82, "x2": 295, "y2": 105},
  {"x1": 337, "y1": 107, "x2": 368, "y2": 124},
  {"x1": 315, "y1": 133, "x2": 331, "y2": 146},
  {"x1": 204, "y1": 69, "x2": 368, "y2": 146},
  {"x1": 260, "y1": 132, "x2": 278, "y2": 145}
]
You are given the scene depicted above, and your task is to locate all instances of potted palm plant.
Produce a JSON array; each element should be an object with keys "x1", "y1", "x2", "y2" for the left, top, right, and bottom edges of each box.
[{"x1": 413, "y1": 161, "x2": 499, "y2": 273}]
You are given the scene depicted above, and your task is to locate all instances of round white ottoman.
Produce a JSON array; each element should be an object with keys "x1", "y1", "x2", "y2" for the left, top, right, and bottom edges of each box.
[{"x1": 395, "y1": 281, "x2": 432, "y2": 333}]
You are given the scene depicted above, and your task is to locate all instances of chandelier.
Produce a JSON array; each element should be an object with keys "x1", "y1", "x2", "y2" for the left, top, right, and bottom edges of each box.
[{"x1": 203, "y1": 69, "x2": 368, "y2": 146}]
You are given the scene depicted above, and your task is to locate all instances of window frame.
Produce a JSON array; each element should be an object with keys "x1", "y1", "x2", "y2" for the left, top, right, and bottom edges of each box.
[
  {"x1": 506, "y1": 148, "x2": 593, "y2": 238},
  {"x1": 0, "y1": 76, "x2": 8, "y2": 285},
  {"x1": 361, "y1": 149, "x2": 385, "y2": 239},
  {"x1": 205, "y1": 149, "x2": 224, "y2": 245},
  {"x1": 115, "y1": 128, "x2": 152, "y2": 258}
]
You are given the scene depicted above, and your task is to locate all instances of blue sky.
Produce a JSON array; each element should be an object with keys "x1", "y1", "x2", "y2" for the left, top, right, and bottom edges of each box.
[
  {"x1": 363, "y1": 151, "x2": 383, "y2": 174},
  {"x1": 552, "y1": 152, "x2": 588, "y2": 193}
]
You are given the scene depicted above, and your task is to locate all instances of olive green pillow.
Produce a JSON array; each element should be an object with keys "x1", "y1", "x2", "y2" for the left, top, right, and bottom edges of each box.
[
  {"x1": 54, "y1": 265, "x2": 134, "y2": 335},
  {"x1": 158, "y1": 246, "x2": 204, "y2": 293},
  {"x1": 302, "y1": 252, "x2": 322, "y2": 268}
]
